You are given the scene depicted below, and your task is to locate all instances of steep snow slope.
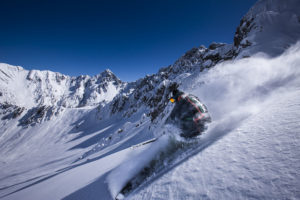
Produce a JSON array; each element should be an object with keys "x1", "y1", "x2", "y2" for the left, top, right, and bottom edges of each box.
[
  {"x1": 123, "y1": 42, "x2": 300, "y2": 200},
  {"x1": 130, "y1": 87, "x2": 300, "y2": 200},
  {"x1": 1, "y1": 0, "x2": 300, "y2": 199},
  {"x1": 2, "y1": 41, "x2": 299, "y2": 200},
  {"x1": 0, "y1": 65, "x2": 35, "y2": 108},
  {"x1": 234, "y1": 0, "x2": 300, "y2": 58},
  {"x1": 0, "y1": 105, "x2": 154, "y2": 200},
  {"x1": 0, "y1": 103, "x2": 154, "y2": 199}
]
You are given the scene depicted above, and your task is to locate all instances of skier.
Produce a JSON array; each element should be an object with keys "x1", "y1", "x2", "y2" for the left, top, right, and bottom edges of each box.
[
  {"x1": 166, "y1": 88, "x2": 211, "y2": 138},
  {"x1": 114, "y1": 88, "x2": 211, "y2": 200}
]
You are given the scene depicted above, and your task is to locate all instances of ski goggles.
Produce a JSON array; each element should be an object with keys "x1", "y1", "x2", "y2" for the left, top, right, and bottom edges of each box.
[{"x1": 169, "y1": 98, "x2": 175, "y2": 103}]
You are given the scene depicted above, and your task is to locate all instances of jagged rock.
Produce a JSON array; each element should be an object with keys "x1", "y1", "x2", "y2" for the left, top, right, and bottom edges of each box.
[
  {"x1": 0, "y1": 103, "x2": 25, "y2": 120},
  {"x1": 209, "y1": 42, "x2": 225, "y2": 50},
  {"x1": 106, "y1": 41, "x2": 235, "y2": 122},
  {"x1": 0, "y1": 64, "x2": 125, "y2": 109},
  {"x1": 111, "y1": 94, "x2": 128, "y2": 114},
  {"x1": 234, "y1": 17, "x2": 255, "y2": 47},
  {"x1": 234, "y1": 0, "x2": 300, "y2": 58},
  {"x1": 18, "y1": 105, "x2": 57, "y2": 126},
  {"x1": 1, "y1": 0, "x2": 300, "y2": 131}
]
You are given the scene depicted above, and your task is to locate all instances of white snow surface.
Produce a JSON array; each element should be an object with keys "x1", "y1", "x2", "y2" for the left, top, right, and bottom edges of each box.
[
  {"x1": 1, "y1": 1, "x2": 300, "y2": 199},
  {"x1": 126, "y1": 42, "x2": 300, "y2": 200},
  {"x1": 130, "y1": 88, "x2": 300, "y2": 200},
  {"x1": 1, "y1": 42, "x2": 300, "y2": 200}
]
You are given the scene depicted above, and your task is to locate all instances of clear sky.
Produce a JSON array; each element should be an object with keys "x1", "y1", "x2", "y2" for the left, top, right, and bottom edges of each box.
[{"x1": 0, "y1": 0, "x2": 256, "y2": 81}]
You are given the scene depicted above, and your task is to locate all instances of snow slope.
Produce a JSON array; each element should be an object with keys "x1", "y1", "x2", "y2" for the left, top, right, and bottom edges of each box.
[
  {"x1": 234, "y1": 0, "x2": 300, "y2": 58},
  {"x1": 2, "y1": 41, "x2": 299, "y2": 200},
  {"x1": 1, "y1": 0, "x2": 300, "y2": 199},
  {"x1": 130, "y1": 88, "x2": 300, "y2": 200},
  {"x1": 129, "y1": 44, "x2": 300, "y2": 200},
  {"x1": 1, "y1": 141, "x2": 149, "y2": 200},
  {"x1": 0, "y1": 103, "x2": 154, "y2": 199}
]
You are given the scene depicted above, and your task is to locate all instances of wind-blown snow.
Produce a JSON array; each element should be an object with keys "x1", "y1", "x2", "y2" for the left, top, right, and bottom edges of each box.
[
  {"x1": 1, "y1": 36, "x2": 300, "y2": 200},
  {"x1": 107, "y1": 135, "x2": 170, "y2": 198},
  {"x1": 130, "y1": 89, "x2": 300, "y2": 200},
  {"x1": 1, "y1": 0, "x2": 300, "y2": 199},
  {"x1": 192, "y1": 42, "x2": 300, "y2": 123},
  {"x1": 128, "y1": 42, "x2": 300, "y2": 200}
]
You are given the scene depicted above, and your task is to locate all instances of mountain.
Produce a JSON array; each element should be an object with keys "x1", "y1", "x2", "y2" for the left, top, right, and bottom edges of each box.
[
  {"x1": 0, "y1": 64, "x2": 124, "y2": 108},
  {"x1": 234, "y1": 0, "x2": 300, "y2": 57},
  {"x1": 0, "y1": 64, "x2": 124, "y2": 126},
  {"x1": 1, "y1": 0, "x2": 300, "y2": 199}
]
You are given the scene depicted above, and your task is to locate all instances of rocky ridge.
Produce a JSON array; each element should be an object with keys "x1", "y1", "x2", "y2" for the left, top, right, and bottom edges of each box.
[
  {"x1": 0, "y1": 64, "x2": 125, "y2": 126},
  {"x1": 1, "y1": 0, "x2": 300, "y2": 129}
]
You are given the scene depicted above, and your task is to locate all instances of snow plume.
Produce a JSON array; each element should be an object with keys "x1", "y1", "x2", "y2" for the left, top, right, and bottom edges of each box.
[
  {"x1": 107, "y1": 135, "x2": 170, "y2": 199},
  {"x1": 191, "y1": 42, "x2": 300, "y2": 132}
]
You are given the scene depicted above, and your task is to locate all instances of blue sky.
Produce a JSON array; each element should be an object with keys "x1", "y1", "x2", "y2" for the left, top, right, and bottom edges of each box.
[{"x1": 0, "y1": 0, "x2": 256, "y2": 81}]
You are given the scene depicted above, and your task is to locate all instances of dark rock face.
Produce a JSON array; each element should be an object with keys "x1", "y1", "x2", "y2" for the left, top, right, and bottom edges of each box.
[
  {"x1": 234, "y1": 17, "x2": 255, "y2": 47},
  {"x1": 209, "y1": 42, "x2": 225, "y2": 50},
  {"x1": 160, "y1": 43, "x2": 236, "y2": 77},
  {"x1": 109, "y1": 74, "x2": 170, "y2": 120},
  {"x1": 111, "y1": 94, "x2": 128, "y2": 114},
  {"x1": 0, "y1": 39, "x2": 237, "y2": 129},
  {"x1": 0, "y1": 0, "x2": 262, "y2": 129},
  {"x1": 0, "y1": 103, "x2": 25, "y2": 120},
  {"x1": 18, "y1": 106, "x2": 59, "y2": 127},
  {"x1": 107, "y1": 42, "x2": 237, "y2": 123},
  {"x1": 203, "y1": 52, "x2": 222, "y2": 63}
]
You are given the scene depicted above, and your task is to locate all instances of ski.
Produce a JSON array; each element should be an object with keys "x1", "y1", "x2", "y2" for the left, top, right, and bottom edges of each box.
[
  {"x1": 129, "y1": 138, "x2": 157, "y2": 149},
  {"x1": 115, "y1": 136, "x2": 203, "y2": 200}
]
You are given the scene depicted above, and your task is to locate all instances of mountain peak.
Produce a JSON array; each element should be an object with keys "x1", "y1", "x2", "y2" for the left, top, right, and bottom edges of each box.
[
  {"x1": 0, "y1": 64, "x2": 125, "y2": 108},
  {"x1": 99, "y1": 68, "x2": 115, "y2": 78},
  {"x1": 104, "y1": 68, "x2": 112, "y2": 73},
  {"x1": 95, "y1": 68, "x2": 122, "y2": 85},
  {"x1": 234, "y1": 0, "x2": 300, "y2": 58}
]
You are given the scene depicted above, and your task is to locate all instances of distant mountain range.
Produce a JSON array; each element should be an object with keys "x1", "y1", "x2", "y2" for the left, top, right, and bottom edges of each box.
[{"x1": 1, "y1": 0, "x2": 300, "y2": 199}]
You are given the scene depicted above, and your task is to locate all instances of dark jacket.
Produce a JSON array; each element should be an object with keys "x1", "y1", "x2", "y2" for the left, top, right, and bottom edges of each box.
[{"x1": 166, "y1": 93, "x2": 211, "y2": 138}]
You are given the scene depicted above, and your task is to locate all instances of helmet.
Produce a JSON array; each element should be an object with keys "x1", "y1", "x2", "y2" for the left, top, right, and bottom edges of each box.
[
  {"x1": 172, "y1": 89, "x2": 180, "y2": 97},
  {"x1": 169, "y1": 88, "x2": 183, "y2": 103},
  {"x1": 167, "y1": 82, "x2": 180, "y2": 103}
]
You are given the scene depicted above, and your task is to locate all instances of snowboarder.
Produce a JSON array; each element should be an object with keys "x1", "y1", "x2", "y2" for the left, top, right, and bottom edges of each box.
[{"x1": 166, "y1": 88, "x2": 211, "y2": 138}]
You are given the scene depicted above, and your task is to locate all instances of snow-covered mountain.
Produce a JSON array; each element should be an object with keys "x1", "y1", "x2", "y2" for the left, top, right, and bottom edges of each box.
[
  {"x1": 0, "y1": 64, "x2": 124, "y2": 108},
  {"x1": 1, "y1": 0, "x2": 300, "y2": 199},
  {"x1": 234, "y1": 0, "x2": 300, "y2": 57},
  {"x1": 0, "y1": 64, "x2": 124, "y2": 126}
]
